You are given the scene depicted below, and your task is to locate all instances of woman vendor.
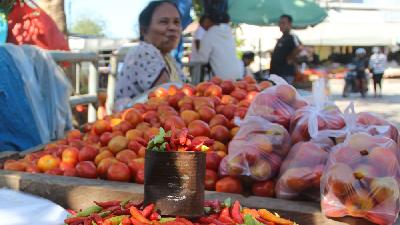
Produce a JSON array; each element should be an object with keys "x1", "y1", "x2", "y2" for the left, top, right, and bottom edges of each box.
[{"x1": 115, "y1": 0, "x2": 183, "y2": 102}]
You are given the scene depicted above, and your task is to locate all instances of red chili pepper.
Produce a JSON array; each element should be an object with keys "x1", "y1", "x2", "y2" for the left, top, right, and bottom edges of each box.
[
  {"x1": 256, "y1": 217, "x2": 275, "y2": 225},
  {"x1": 218, "y1": 215, "x2": 235, "y2": 225},
  {"x1": 231, "y1": 201, "x2": 243, "y2": 224},
  {"x1": 149, "y1": 211, "x2": 161, "y2": 221},
  {"x1": 166, "y1": 143, "x2": 171, "y2": 151},
  {"x1": 129, "y1": 206, "x2": 152, "y2": 224},
  {"x1": 91, "y1": 213, "x2": 103, "y2": 224},
  {"x1": 67, "y1": 209, "x2": 77, "y2": 215},
  {"x1": 121, "y1": 217, "x2": 132, "y2": 225},
  {"x1": 124, "y1": 200, "x2": 143, "y2": 209},
  {"x1": 130, "y1": 218, "x2": 146, "y2": 225},
  {"x1": 103, "y1": 205, "x2": 121, "y2": 213},
  {"x1": 141, "y1": 204, "x2": 154, "y2": 218},
  {"x1": 70, "y1": 221, "x2": 84, "y2": 225},
  {"x1": 161, "y1": 221, "x2": 185, "y2": 225},
  {"x1": 176, "y1": 217, "x2": 194, "y2": 225},
  {"x1": 83, "y1": 218, "x2": 92, "y2": 225},
  {"x1": 64, "y1": 217, "x2": 86, "y2": 224},
  {"x1": 94, "y1": 201, "x2": 121, "y2": 208},
  {"x1": 199, "y1": 217, "x2": 214, "y2": 224},
  {"x1": 219, "y1": 208, "x2": 230, "y2": 219}
]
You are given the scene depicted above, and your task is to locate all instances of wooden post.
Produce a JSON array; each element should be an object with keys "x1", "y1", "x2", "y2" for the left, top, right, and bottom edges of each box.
[
  {"x1": 88, "y1": 62, "x2": 98, "y2": 123},
  {"x1": 106, "y1": 55, "x2": 117, "y2": 115}
]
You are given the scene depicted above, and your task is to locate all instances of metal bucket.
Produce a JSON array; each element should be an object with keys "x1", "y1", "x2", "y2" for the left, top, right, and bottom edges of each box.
[{"x1": 144, "y1": 151, "x2": 206, "y2": 217}]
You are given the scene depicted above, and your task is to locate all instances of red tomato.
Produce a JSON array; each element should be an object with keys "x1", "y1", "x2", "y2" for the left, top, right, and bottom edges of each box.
[
  {"x1": 252, "y1": 180, "x2": 276, "y2": 197},
  {"x1": 205, "y1": 169, "x2": 218, "y2": 191},
  {"x1": 215, "y1": 176, "x2": 243, "y2": 194}
]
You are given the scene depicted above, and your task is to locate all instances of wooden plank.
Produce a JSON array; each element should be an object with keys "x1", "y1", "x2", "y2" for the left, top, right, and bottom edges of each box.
[
  {"x1": 49, "y1": 51, "x2": 98, "y2": 63},
  {"x1": 0, "y1": 170, "x2": 389, "y2": 225},
  {"x1": 69, "y1": 94, "x2": 98, "y2": 106}
]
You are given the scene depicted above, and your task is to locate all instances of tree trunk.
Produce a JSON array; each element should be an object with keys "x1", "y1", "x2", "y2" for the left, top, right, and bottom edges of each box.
[{"x1": 37, "y1": 0, "x2": 67, "y2": 35}]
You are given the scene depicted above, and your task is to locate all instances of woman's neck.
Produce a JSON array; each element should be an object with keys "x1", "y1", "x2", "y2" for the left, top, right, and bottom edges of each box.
[{"x1": 142, "y1": 40, "x2": 168, "y2": 56}]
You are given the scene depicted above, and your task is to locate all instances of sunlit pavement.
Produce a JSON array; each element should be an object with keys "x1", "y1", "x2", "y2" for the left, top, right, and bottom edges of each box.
[{"x1": 328, "y1": 78, "x2": 400, "y2": 127}]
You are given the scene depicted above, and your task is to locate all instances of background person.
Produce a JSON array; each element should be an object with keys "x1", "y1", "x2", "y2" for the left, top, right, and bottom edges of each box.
[
  {"x1": 269, "y1": 14, "x2": 303, "y2": 84},
  {"x1": 190, "y1": 13, "x2": 242, "y2": 81},
  {"x1": 369, "y1": 47, "x2": 387, "y2": 97},
  {"x1": 353, "y1": 48, "x2": 369, "y2": 98},
  {"x1": 242, "y1": 51, "x2": 255, "y2": 78}
]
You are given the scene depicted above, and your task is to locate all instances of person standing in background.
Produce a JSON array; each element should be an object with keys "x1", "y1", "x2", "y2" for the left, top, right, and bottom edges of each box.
[
  {"x1": 242, "y1": 51, "x2": 255, "y2": 78},
  {"x1": 369, "y1": 47, "x2": 387, "y2": 97},
  {"x1": 190, "y1": 13, "x2": 242, "y2": 81},
  {"x1": 269, "y1": 14, "x2": 303, "y2": 84},
  {"x1": 192, "y1": 15, "x2": 213, "y2": 51},
  {"x1": 353, "y1": 48, "x2": 369, "y2": 98}
]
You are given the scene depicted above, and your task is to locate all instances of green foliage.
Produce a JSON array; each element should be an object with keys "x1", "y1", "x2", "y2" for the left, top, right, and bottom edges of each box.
[
  {"x1": 71, "y1": 17, "x2": 105, "y2": 36},
  {"x1": 192, "y1": 0, "x2": 203, "y2": 20}
]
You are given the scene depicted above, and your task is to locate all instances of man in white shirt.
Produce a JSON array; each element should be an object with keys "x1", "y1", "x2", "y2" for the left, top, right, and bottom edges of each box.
[
  {"x1": 369, "y1": 47, "x2": 387, "y2": 97},
  {"x1": 190, "y1": 13, "x2": 243, "y2": 81}
]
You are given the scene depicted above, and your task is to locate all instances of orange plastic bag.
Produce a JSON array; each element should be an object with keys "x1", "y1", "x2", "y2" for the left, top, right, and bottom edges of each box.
[
  {"x1": 276, "y1": 138, "x2": 333, "y2": 200},
  {"x1": 219, "y1": 116, "x2": 291, "y2": 181},
  {"x1": 7, "y1": 0, "x2": 69, "y2": 50},
  {"x1": 321, "y1": 132, "x2": 400, "y2": 225}
]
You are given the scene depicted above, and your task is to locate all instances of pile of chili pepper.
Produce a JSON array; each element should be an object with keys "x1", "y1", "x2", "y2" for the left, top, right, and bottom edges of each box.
[
  {"x1": 64, "y1": 198, "x2": 295, "y2": 225},
  {"x1": 147, "y1": 128, "x2": 214, "y2": 152}
]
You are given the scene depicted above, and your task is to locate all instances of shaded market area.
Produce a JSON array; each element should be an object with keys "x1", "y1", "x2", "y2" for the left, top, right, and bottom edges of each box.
[{"x1": 1, "y1": 0, "x2": 400, "y2": 225}]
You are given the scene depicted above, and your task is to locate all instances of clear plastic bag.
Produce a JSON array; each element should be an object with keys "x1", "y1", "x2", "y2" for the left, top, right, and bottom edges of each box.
[
  {"x1": 276, "y1": 137, "x2": 334, "y2": 200},
  {"x1": 219, "y1": 116, "x2": 291, "y2": 181},
  {"x1": 290, "y1": 79, "x2": 345, "y2": 144},
  {"x1": 321, "y1": 132, "x2": 400, "y2": 225},
  {"x1": 245, "y1": 76, "x2": 308, "y2": 129},
  {"x1": 356, "y1": 112, "x2": 399, "y2": 145},
  {"x1": 315, "y1": 102, "x2": 399, "y2": 147}
]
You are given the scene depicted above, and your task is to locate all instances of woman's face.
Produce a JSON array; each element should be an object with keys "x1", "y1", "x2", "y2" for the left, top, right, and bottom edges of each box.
[{"x1": 143, "y1": 3, "x2": 181, "y2": 54}]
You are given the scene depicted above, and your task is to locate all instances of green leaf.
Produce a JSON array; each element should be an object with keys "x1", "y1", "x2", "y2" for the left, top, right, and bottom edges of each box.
[
  {"x1": 224, "y1": 198, "x2": 232, "y2": 208},
  {"x1": 159, "y1": 142, "x2": 167, "y2": 152},
  {"x1": 244, "y1": 214, "x2": 255, "y2": 225},
  {"x1": 204, "y1": 206, "x2": 211, "y2": 214},
  {"x1": 243, "y1": 214, "x2": 263, "y2": 225},
  {"x1": 200, "y1": 145, "x2": 209, "y2": 152},
  {"x1": 153, "y1": 127, "x2": 166, "y2": 143},
  {"x1": 160, "y1": 217, "x2": 176, "y2": 223}
]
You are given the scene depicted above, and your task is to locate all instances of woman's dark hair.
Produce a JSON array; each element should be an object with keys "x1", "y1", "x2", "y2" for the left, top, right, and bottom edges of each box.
[{"x1": 139, "y1": 0, "x2": 181, "y2": 41}]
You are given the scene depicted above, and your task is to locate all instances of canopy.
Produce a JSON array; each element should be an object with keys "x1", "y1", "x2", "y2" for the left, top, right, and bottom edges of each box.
[
  {"x1": 228, "y1": 0, "x2": 327, "y2": 28},
  {"x1": 237, "y1": 8, "x2": 400, "y2": 52}
]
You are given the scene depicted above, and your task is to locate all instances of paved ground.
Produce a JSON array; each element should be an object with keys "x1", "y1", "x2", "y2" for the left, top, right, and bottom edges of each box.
[{"x1": 328, "y1": 78, "x2": 400, "y2": 127}]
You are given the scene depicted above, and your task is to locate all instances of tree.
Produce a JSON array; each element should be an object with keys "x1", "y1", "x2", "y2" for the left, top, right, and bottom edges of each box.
[
  {"x1": 192, "y1": 0, "x2": 203, "y2": 19},
  {"x1": 37, "y1": 0, "x2": 67, "y2": 35},
  {"x1": 70, "y1": 17, "x2": 105, "y2": 36}
]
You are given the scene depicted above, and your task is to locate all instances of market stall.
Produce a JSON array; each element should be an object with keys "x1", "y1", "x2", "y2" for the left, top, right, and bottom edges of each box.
[{"x1": 1, "y1": 75, "x2": 399, "y2": 225}]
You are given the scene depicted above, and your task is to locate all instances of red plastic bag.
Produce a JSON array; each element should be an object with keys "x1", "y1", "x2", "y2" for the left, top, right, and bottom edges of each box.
[
  {"x1": 7, "y1": 0, "x2": 69, "y2": 50},
  {"x1": 290, "y1": 79, "x2": 345, "y2": 144},
  {"x1": 245, "y1": 78, "x2": 308, "y2": 129},
  {"x1": 219, "y1": 116, "x2": 291, "y2": 181},
  {"x1": 276, "y1": 138, "x2": 334, "y2": 200},
  {"x1": 321, "y1": 132, "x2": 400, "y2": 225}
]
